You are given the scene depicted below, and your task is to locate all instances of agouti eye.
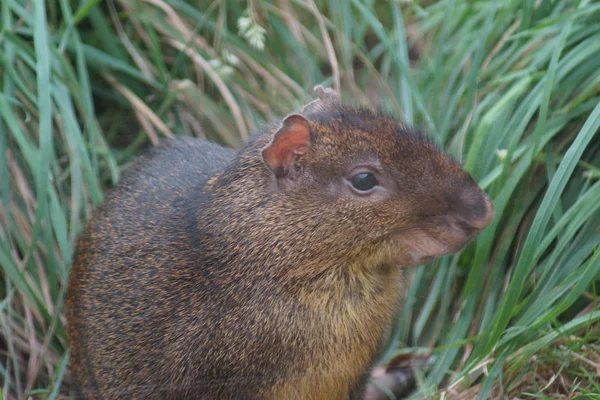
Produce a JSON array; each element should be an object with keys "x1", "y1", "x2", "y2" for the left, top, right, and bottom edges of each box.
[{"x1": 350, "y1": 172, "x2": 378, "y2": 192}]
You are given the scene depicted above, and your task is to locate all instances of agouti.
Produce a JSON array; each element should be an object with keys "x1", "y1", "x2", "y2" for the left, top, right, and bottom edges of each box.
[{"x1": 66, "y1": 86, "x2": 493, "y2": 399}]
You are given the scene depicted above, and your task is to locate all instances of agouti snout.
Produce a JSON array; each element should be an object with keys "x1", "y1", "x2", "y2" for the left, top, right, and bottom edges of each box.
[
  {"x1": 398, "y1": 172, "x2": 494, "y2": 266},
  {"x1": 67, "y1": 86, "x2": 493, "y2": 399}
]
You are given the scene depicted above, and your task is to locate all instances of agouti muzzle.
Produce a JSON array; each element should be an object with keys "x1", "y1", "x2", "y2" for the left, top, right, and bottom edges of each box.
[{"x1": 67, "y1": 86, "x2": 493, "y2": 399}]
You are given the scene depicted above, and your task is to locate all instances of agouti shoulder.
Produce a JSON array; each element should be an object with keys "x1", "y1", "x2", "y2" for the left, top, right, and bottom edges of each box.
[{"x1": 67, "y1": 87, "x2": 493, "y2": 399}]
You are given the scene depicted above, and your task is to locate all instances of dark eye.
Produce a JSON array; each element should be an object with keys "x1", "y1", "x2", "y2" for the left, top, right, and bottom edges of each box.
[{"x1": 350, "y1": 172, "x2": 378, "y2": 192}]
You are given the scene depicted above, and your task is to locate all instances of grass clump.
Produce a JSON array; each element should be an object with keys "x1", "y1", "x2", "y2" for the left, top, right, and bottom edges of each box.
[{"x1": 1, "y1": 0, "x2": 599, "y2": 398}]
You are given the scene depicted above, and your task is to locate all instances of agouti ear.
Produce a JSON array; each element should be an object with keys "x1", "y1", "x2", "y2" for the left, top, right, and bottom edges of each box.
[
  {"x1": 262, "y1": 114, "x2": 311, "y2": 179},
  {"x1": 302, "y1": 85, "x2": 340, "y2": 114}
]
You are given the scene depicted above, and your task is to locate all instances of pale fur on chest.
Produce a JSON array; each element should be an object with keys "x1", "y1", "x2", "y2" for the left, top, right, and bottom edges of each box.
[{"x1": 265, "y1": 267, "x2": 405, "y2": 399}]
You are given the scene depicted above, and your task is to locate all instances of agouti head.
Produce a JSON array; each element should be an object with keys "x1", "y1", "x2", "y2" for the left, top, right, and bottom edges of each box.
[{"x1": 208, "y1": 87, "x2": 493, "y2": 280}]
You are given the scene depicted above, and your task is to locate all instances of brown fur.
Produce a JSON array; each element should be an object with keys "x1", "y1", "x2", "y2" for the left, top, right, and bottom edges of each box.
[{"x1": 67, "y1": 89, "x2": 493, "y2": 399}]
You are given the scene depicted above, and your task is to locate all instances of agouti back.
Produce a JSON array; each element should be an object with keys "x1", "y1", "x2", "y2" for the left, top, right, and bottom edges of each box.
[{"x1": 66, "y1": 87, "x2": 493, "y2": 399}]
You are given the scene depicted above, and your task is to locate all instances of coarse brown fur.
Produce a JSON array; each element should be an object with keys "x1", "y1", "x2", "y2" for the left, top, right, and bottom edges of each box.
[{"x1": 67, "y1": 88, "x2": 493, "y2": 399}]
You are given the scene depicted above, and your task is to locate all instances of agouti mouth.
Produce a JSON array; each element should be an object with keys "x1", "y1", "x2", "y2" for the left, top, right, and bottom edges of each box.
[{"x1": 385, "y1": 220, "x2": 481, "y2": 267}]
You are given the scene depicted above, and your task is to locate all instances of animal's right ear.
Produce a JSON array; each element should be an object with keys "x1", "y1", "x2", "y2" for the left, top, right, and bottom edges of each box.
[
  {"x1": 262, "y1": 114, "x2": 311, "y2": 180},
  {"x1": 302, "y1": 85, "x2": 340, "y2": 113}
]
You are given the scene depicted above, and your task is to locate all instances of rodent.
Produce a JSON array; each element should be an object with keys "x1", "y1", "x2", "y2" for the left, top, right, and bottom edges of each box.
[{"x1": 66, "y1": 86, "x2": 494, "y2": 399}]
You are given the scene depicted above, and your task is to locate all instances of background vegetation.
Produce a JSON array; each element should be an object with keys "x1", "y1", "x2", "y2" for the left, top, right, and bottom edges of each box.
[{"x1": 1, "y1": 0, "x2": 600, "y2": 398}]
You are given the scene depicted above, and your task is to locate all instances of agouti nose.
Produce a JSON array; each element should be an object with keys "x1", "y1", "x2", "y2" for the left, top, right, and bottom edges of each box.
[
  {"x1": 472, "y1": 194, "x2": 494, "y2": 230},
  {"x1": 453, "y1": 189, "x2": 494, "y2": 232}
]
